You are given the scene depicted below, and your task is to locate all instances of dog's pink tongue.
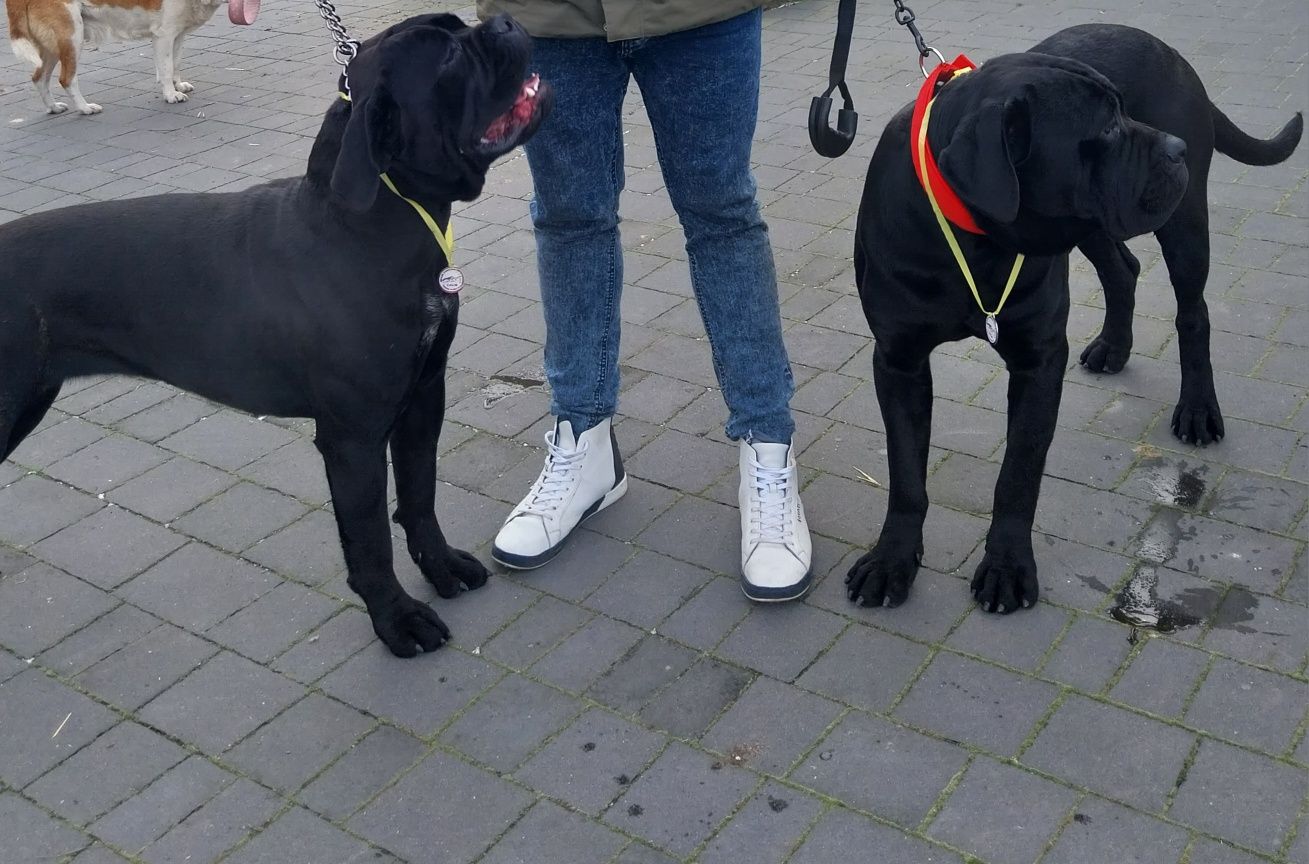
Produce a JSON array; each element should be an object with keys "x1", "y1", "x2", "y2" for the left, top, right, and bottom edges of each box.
[{"x1": 228, "y1": 0, "x2": 259, "y2": 25}]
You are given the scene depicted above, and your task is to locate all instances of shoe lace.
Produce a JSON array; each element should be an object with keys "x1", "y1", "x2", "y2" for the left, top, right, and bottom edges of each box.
[
  {"x1": 521, "y1": 430, "x2": 588, "y2": 516},
  {"x1": 749, "y1": 457, "x2": 795, "y2": 544}
]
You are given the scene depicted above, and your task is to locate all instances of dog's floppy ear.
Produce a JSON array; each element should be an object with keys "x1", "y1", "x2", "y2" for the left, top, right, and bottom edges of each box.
[
  {"x1": 937, "y1": 97, "x2": 1028, "y2": 225},
  {"x1": 331, "y1": 88, "x2": 400, "y2": 212}
]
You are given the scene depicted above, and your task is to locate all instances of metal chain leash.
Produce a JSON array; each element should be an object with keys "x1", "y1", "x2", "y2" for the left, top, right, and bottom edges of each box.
[
  {"x1": 890, "y1": 0, "x2": 945, "y2": 76},
  {"x1": 314, "y1": 0, "x2": 360, "y2": 92}
]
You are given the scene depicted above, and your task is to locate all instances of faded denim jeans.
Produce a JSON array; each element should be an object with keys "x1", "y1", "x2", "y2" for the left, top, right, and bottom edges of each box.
[{"x1": 524, "y1": 7, "x2": 796, "y2": 443}]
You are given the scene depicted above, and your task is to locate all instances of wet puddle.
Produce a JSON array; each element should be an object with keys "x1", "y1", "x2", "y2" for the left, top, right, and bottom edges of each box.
[
  {"x1": 1110, "y1": 565, "x2": 1204, "y2": 642},
  {"x1": 1137, "y1": 457, "x2": 1208, "y2": 508},
  {"x1": 481, "y1": 371, "x2": 545, "y2": 408}
]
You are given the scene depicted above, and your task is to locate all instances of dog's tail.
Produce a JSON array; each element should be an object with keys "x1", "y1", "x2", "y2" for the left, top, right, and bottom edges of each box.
[
  {"x1": 1212, "y1": 105, "x2": 1303, "y2": 166},
  {"x1": 7, "y1": 0, "x2": 43, "y2": 69}
]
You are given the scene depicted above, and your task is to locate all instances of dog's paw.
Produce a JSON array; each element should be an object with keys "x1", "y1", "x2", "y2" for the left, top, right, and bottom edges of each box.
[
  {"x1": 371, "y1": 595, "x2": 450, "y2": 657},
  {"x1": 971, "y1": 543, "x2": 1039, "y2": 613},
  {"x1": 1079, "y1": 334, "x2": 1130, "y2": 373},
  {"x1": 47, "y1": 101, "x2": 69, "y2": 114},
  {"x1": 1171, "y1": 397, "x2": 1224, "y2": 446},
  {"x1": 845, "y1": 539, "x2": 923, "y2": 608},
  {"x1": 78, "y1": 103, "x2": 102, "y2": 115},
  {"x1": 421, "y1": 547, "x2": 491, "y2": 599},
  {"x1": 174, "y1": 80, "x2": 194, "y2": 94},
  {"x1": 164, "y1": 90, "x2": 190, "y2": 104}
]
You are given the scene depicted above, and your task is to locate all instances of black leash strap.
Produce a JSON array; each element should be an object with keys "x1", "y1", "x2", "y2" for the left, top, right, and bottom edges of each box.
[{"x1": 808, "y1": 0, "x2": 858, "y2": 157}]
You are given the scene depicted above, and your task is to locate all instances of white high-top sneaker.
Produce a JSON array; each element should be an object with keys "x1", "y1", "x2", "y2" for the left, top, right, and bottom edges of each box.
[
  {"x1": 492, "y1": 418, "x2": 627, "y2": 569},
  {"x1": 739, "y1": 439, "x2": 812, "y2": 601}
]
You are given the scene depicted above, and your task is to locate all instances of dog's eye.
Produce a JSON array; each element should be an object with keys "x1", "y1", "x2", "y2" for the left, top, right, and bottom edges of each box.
[{"x1": 1103, "y1": 122, "x2": 1120, "y2": 140}]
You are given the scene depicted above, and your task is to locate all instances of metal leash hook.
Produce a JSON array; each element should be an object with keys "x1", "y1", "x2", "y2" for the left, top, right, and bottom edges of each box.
[
  {"x1": 892, "y1": 0, "x2": 942, "y2": 78},
  {"x1": 314, "y1": 0, "x2": 360, "y2": 95},
  {"x1": 809, "y1": 0, "x2": 858, "y2": 157}
]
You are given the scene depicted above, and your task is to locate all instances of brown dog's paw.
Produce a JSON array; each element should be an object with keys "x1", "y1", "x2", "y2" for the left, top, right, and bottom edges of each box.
[
  {"x1": 1079, "y1": 334, "x2": 1131, "y2": 373},
  {"x1": 371, "y1": 595, "x2": 450, "y2": 657},
  {"x1": 845, "y1": 540, "x2": 923, "y2": 608},
  {"x1": 1171, "y1": 397, "x2": 1224, "y2": 446},
  {"x1": 970, "y1": 545, "x2": 1039, "y2": 613}
]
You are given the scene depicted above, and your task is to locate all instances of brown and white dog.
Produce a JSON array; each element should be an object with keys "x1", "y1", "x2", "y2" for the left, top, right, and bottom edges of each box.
[{"x1": 6, "y1": 0, "x2": 225, "y2": 114}]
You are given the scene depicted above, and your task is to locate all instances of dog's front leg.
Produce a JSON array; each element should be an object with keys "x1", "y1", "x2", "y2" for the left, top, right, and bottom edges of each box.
[
  {"x1": 315, "y1": 431, "x2": 450, "y2": 657},
  {"x1": 971, "y1": 337, "x2": 1068, "y2": 613},
  {"x1": 390, "y1": 377, "x2": 491, "y2": 599},
  {"x1": 846, "y1": 343, "x2": 933, "y2": 607},
  {"x1": 153, "y1": 34, "x2": 188, "y2": 103}
]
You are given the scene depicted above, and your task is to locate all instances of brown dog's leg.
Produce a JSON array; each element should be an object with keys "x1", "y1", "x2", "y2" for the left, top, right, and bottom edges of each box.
[{"x1": 315, "y1": 429, "x2": 449, "y2": 657}]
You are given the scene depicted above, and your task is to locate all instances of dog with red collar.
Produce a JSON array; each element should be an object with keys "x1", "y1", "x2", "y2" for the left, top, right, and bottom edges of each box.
[{"x1": 846, "y1": 24, "x2": 1301, "y2": 614}]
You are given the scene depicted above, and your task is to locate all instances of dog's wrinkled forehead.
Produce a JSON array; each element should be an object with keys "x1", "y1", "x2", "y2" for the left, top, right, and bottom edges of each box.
[{"x1": 999, "y1": 53, "x2": 1123, "y2": 120}]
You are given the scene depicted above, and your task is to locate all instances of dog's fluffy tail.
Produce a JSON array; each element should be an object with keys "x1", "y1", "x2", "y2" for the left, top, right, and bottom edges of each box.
[
  {"x1": 7, "y1": 0, "x2": 43, "y2": 69},
  {"x1": 1212, "y1": 106, "x2": 1303, "y2": 166}
]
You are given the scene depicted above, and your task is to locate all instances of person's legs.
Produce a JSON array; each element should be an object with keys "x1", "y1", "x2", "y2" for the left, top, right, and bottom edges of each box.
[
  {"x1": 492, "y1": 37, "x2": 631, "y2": 569},
  {"x1": 633, "y1": 10, "x2": 810, "y2": 599}
]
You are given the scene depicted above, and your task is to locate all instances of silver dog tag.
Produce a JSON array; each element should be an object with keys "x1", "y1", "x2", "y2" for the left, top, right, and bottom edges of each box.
[
  {"x1": 985, "y1": 314, "x2": 999, "y2": 345},
  {"x1": 438, "y1": 267, "x2": 464, "y2": 294}
]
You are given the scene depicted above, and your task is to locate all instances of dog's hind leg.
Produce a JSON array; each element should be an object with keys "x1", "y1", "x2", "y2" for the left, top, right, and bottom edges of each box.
[
  {"x1": 1157, "y1": 195, "x2": 1224, "y2": 446},
  {"x1": 169, "y1": 33, "x2": 193, "y2": 94},
  {"x1": 0, "y1": 316, "x2": 59, "y2": 462},
  {"x1": 32, "y1": 54, "x2": 68, "y2": 114},
  {"x1": 1077, "y1": 231, "x2": 1140, "y2": 374},
  {"x1": 315, "y1": 430, "x2": 450, "y2": 657},
  {"x1": 153, "y1": 34, "x2": 188, "y2": 103},
  {"x1": 57, "y1": 35, "x2": 101, "y2": 115}
]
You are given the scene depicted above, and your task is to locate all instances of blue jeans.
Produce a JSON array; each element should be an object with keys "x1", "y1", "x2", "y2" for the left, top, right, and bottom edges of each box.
[{"x1": 524, "y1": 8, "x2": 795, "y2": 444}]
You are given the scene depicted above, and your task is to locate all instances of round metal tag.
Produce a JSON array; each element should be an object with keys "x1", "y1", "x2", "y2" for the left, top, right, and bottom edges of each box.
[
  {"x1": 984, "y1": 314, "x2": 999, "y2": 345},
  {"x1": 438, "y1": 267, "x2": 464, "y2": 294}
]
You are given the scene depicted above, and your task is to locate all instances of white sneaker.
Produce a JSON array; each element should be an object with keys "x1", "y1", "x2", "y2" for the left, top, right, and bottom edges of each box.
[
  {"x1": 739, "y1": 439, "x2": 812, "y2": 601},
  {"x1": 492, "y1": 418, "x2": 627, "y2": 569}
]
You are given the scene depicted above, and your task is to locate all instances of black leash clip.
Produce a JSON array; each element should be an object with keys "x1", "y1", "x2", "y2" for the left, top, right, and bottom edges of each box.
[{"x1": 808, "y1": 0, "x2": 858, "y2": 157}]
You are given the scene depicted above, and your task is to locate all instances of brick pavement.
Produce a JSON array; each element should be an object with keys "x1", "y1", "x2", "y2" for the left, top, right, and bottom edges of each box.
[{"x1": 0, "y1": 0, "x2": 1305, "y2": 861}]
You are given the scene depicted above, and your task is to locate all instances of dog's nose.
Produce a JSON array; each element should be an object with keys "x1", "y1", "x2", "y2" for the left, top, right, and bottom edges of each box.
[
  {"x1": 484, "y1": 14, "x2": 515, "y2": 36},
  {"x1": 1162, "y1": 135, "x2": 1187, "y2": 164}
]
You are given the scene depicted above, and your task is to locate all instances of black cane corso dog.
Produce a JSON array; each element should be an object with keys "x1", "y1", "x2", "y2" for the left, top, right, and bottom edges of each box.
[
  {"x1": 0, "y1": 13, "x2": 552, "y2": 656},
  {"x1": 847, "y1": 24, "x2": 1301, "y2": 613}
]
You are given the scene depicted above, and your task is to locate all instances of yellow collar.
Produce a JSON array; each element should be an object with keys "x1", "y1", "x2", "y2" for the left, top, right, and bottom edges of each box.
[
  {"x1": 916, "y1": 88, "x2": 1023, "y2": 344},
  {"x1": 338, "y1": 91, "x2": 455, "y2": 264}
]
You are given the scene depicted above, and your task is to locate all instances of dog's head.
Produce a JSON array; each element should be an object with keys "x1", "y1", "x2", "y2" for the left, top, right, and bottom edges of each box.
[
  {"x1": 930, "y1": 53, "x2": 1188, "y2": 252},
  {"x1": 329, "y1": 13, "x2": 552, "y2": 210}
]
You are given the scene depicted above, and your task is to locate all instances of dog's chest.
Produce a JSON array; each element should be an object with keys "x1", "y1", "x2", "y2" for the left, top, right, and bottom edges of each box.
[{"x1": 80, "y1": 0, "x2": 222, "y2": 42}]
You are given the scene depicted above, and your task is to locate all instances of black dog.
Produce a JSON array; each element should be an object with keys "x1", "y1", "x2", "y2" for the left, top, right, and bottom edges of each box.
[
  {"x1": 0, "y1": 13, "x2": 552, "y2": 657},
  {"x1": 847, "y1": 24, "x2": 1301, "y2": 612}
]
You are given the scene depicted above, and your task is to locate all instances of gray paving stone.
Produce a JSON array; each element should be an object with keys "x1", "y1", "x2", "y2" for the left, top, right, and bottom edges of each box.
[
  {"x1": 625, "y1": 428, "x2": 735, "y2": 493},
  {"x1": 637, "y1": 494, "x2": 740, "y2": 576},
  {"x1": 0, "y1": 475, "x2": 102, "y2": 547},
  {"x1": 1184, "y1": 658, "x2": 1306, "y2": 753},
  {"x1": 225, "y1": 693, "x2": 372, "y2": 792},
  {"x1": 297, "y1": 724, "x2": 427, "y2": 822},
  {"x1": 0, "y1": 563, "x2": 117, "y2": 655},
  {"x1": 88, "y1": 757, "x2": 232, "y2": 855},
  {"x1": 421, "y1": 576, "x2": 540, "y2": 653},
  {"x1": 1170, "y1": 738, "x2": 1304, "y2": 854},
  {"x1": 26, "y1": 722, "x2": 186, "y2": 826},
  {"x1": 1023, "y1": 695, "x2": 1195, "y2": 811},
  {"x1": 350, "y1": 750, "x2": 533, "y2": 863},
  {"x1": 587, "y1": 634, "x2": 698, "y2": 714},
  {"x1": 514, "y1": 707, "x2": 666, "y2": 816},
  {"x1": 584, "y1": 548, "x2": 715, "y2": 629},
  {"x1": 481, "y1": 800, "x2": 626, "y2": 864},
  {"x1": 172, "y1": 482, "x2": 308, "y2": 552},
  {"x1": 7, "y1": 417, "x2": 104, "y2": 470},
  {"x1": 107, "y1": 456, "x2": 238, "y2": 522},
  {"x1": 320, "y1": 643, "x2": 499, "y2": 737},
  {"x1": 1186, "y1": 838, "x2": 1269, "y2": 864},
  {"x1": 46, "y1": 435, "x2": 170, "y2": 495},
  {"x1": 141, "y1": 777, "x2": 281, "y2": 864},
  {"x1": 30, "y1": 505, "x2": 186, "y2": 590},
  {"x1": 76, "y1": 622, "x2": 216, "y2": 710},
  {"x1": 223, "y1": 806, "x2": 383, "y2": 864},
  {"x1": 68, "y1": 844, "x2": 132, "y2": 864},
  {"x1": 715, "y1": 602, "x2": 847, "y2": 682},
  {"x1": 237, "y1": 439, "x2": 333, "y2": 506},
  {"x1": 896, "y1": 651, "x2": 1060, "y2": 756},
  {"x1": 483, "y1": 594, "x2": 591, "y2": 669},
  {"x1": 1043, "y1": 796, "x2": 1189, "y2": 864},
  {"x1": 1040, "y1": 614, "x2": 1135, "y2": 693},
  {"x1": 928, "y1": 758, "x2": 1079, "y2": 864},
  {"x1": 605, "y1": 741, "x2": 756, "y2": 857},
  {"x1": 638, "y1": 658, "x2": 752, "y2": 739},
  {"x1": 702, "y1": 674, "x2": 842, "y2": 777},
  {"x1": 1204, "y1": 470, "x2": 1307, "y2": 535},
  {"x1": 0, "y1": 792, "x2": 90, "y2": 863},
  {"x1": 1033, "y1": 476, "x2": 1153, "y2": 553},
  {"x1": 1110, "y1": 637, "x2": 1212, "y2": 718},
  {"x1": 657, "y1": 576, "x2": 754, "y2": 651},
  {"x1": 1202, "y1": 587, "x2": 1308, "y2": 673},
  {"x1": 1132, "y1": 510, "x2": 1298, "y2": 594},
  {"x1": 138, "y1": 651, "x2": 304, "y2": 754},
  {"x1": 528, "y1": 613, "x2": 646, "y2": 694},
  {"x1": 697, "y1": 781, "x2": 823, "y2": 864},
  {"x1": 205, "y1": 581, "x2": 340, "y2": 663},
  {"x1": 116, "y1": 543, "x2": 278, "y2": 632},
  {"x1": 441, "y1": 673, "x2": 581, "y2": 772},
  {"x1": 790, "y1": 807, "x2": 964, "y2": 864},
  {"x1": 946, "y1": 602, "x2": 1070, "y2": 672},
  {"x1": 796, "y1": 622, "x2": 930, "y2": 711},
  {"x1": 1033, "y1": 533, "x2": 1134, "y2": 612},
  {"x1": 503, "y1": 528, "x2": 635, "y2": 603},
  {"x1": 0, "y1": 669, "x2": 117, "y2": 787},
  {"x1": 158, "y1": 410, "x2": 299, "y2": 471}
]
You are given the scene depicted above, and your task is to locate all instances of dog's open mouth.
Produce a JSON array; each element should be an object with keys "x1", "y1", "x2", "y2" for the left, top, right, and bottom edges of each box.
[{"x1": 479, "y1": 73, "x2": 545, "y2": 152}]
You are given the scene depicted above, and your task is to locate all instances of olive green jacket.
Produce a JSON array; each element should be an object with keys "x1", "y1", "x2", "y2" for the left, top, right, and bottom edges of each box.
[{"x1": 476, "y1": 0, "x2": 767, "y2": 42}]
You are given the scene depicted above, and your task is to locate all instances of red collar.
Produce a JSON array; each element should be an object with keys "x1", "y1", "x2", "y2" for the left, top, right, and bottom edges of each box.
[{"x1": 910, "y1": 55, "x2": 985, "y2": 235}]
